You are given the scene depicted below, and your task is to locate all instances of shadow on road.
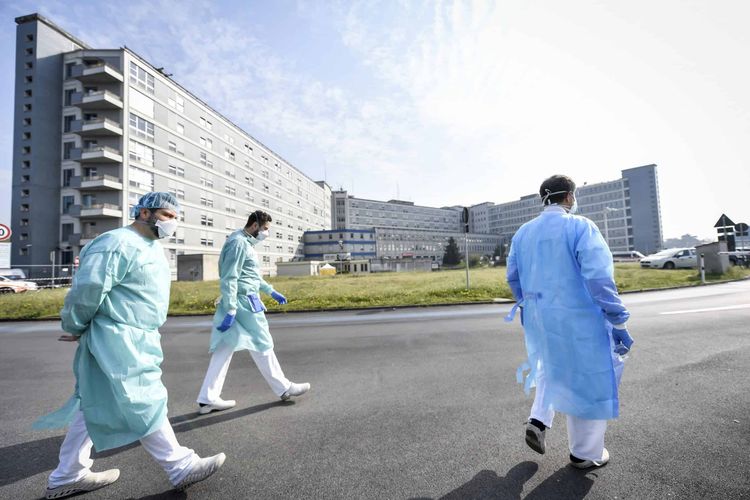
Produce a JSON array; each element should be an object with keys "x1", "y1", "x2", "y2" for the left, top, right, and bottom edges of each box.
[
  {"x1": 410, "y1": 461, "x2": 596, "y2": 500},
  {"x1": 126, "y1": 490, "x2": 187, "y2": 500},
  {"x1": 1, "y1": 400, "x2": 287, "y2": 487}
]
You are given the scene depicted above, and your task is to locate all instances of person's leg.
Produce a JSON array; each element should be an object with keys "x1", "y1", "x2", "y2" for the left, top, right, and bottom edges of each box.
[
  {"x1": 249, "y1": 348, "x2": 292, "y2": 397},
  {"x1": 566, "y1": 414, "x2": 608, "y2": 461},
  {"x1": 529, "y1": 362, "x2": 555, "y2": 428},
  {"x1": 197, "y1": 342, "x2": 235, "y2": 405},
  {"x1": 140, "y1": 418, "x2": 197, "y2": 486},
  {"x1": 48, "y1": 411, "x2": 94, "y2": 488}
]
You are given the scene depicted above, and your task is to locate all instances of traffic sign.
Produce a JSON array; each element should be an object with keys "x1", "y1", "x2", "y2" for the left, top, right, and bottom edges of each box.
[
  {"x1": 714, "y1": 214, "x2": 735, "y2": 228},
  {"x1": 735, "y1": 222, "x2": 749, "y2": 237},
  {"x1": 0, "y1": 224, "x2": 11, "y2": 242}
]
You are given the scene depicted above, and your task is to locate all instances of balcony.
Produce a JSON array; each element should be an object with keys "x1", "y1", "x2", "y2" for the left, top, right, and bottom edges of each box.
[
  {"x1": 71, "y1": 118, "x2": 123, "y2": 136},
  {"x1": 79, "y1": 146, "x2": 122, "y2": 164},
  {"x1": 71, "y1": 62, "x2": 124, "y2": 84},
  {"x1": 70, "y1": 204, "x2": 123, "y2": 219},
  {"x1": 71, "y1": 90, "x2": 123, "y2": 110},
  {"x1": 69, "y1": 232, "x2": 101, "y2": 246},
  {"x1": 71, "y1": 174, "x2": 123, "y2": 191}
]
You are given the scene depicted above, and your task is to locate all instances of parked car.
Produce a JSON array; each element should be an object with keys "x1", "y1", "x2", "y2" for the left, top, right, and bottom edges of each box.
[
  {"x1": 0, "y1": 275, "x2": 39, "y2": 293},
  {"x1": 640, "y1": 248, "x2": 697, "y2": 269},
  {"x1": 612, "y1": 251, "x2": 645, "y2": 262}
]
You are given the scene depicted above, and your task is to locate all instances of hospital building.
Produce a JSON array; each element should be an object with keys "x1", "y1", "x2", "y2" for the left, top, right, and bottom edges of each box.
[{"x1": 10, "y1": 13, "x2": 331, "y2": 279}]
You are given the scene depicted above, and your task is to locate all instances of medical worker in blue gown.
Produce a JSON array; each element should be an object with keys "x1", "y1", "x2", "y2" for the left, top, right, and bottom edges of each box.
[
  {"x1": 35, "y1": 193, "x2": 225, "y2": 499},
  {"x1": 506, "y1": 175, "x2": 634, "y2": 469},
  {"x1": 196, "y1": 210, "x2": 310, "y2": 414}
]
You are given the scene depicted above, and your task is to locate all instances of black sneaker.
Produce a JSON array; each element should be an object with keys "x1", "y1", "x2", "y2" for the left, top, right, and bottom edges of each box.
[{"x1": 525, "y1": 420, "x2": 546, "y2": 454}]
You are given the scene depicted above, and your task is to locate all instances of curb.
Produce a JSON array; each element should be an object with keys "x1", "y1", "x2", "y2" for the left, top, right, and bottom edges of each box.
[{"x1": 2, "y1": 276, "x2": 748, "y2": 322}]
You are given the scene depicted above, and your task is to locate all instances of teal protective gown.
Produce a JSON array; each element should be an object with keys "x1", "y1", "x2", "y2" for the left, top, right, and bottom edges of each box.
[
  {"x1": 34, "y1": 227, "x2": 171, "y2": 451},
  {"x1": 209, "y1": 229, "x2": 276, "y2": 353},
  {"x1": 506, "y1": 207, "x2": 630, "y2": 420}
]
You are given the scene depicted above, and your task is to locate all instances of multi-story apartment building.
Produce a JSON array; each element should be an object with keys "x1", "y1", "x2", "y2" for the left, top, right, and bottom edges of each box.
[
  {"x1": 480, "y1": 165, "x2": 663, "y2": 255},
  {"x1": 11, "y1": 13, "x2": 331, "y2": 278}
]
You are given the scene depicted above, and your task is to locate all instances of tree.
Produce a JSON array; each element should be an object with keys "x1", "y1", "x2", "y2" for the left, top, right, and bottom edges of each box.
[
  {"x1": 493, "y1": 243, "x2": 508, "y2": 265},
  {"x1": 443, "y1": 237, "x2": 461, "y2": 266}
]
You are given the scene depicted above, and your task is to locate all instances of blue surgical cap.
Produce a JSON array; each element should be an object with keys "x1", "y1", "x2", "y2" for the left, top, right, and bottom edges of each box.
[{"x1": 130, "y1": 192, "x2": 181, "y2": 219}]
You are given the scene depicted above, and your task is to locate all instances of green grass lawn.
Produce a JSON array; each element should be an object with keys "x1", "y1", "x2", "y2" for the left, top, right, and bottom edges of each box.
[{"x1": 1, "y1": 264, "x2": 748, "y2": 321}]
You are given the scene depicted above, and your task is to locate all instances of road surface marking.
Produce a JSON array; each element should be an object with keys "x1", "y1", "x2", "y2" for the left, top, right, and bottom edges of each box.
[{"x1": 660, "y1": 304, "x2": 750, "y2": 315}]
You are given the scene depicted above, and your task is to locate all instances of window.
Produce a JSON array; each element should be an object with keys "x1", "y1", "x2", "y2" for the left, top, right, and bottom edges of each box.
[
  {"x1": 25, "y1": 47, "x2": 33, "y2": 56},
  {"x1": 175, "y1": 96, "x2": 184, "y2": 113},
  {"x1": 64, "y1": 89, "x2": 75, "y2": 106},
  {"x1": 20, "y1": 248, "x2": 28, "y2": 256},
  {"x1": 62, "y1": 142, "x2": 74, "y2": 160},
  {"x1": 21, "y1": 189, "x2": 30, "y2": 198},
  {"x1": 23, "y1": 118, "x2": 31, "y2": 126},
  {"x1": 129, "y1": 62, "x2": 155, "y2": 93},
  {"x1": 225, "y1": 185, "x2": 236, "y2": 196},
  {"x1": 169, "y1": 164, "x2": 185, "y2": 177},
  {"x1": 24, "y1": 89, "x2": 32, "y2": 97},
  {"x1": 64, "y1": 62, "x2": 74, "y2": 78},
  {"x1": 21, "y1": 218, "x2": 29, "y2": 227},
  {"x1": 61, "y1": 223, "x2": 74, "y2": 242},
  {"x1": 24, "y1": 103, "x2": 32, "y2": 112},
  {"x1": 63, "y1": 115, "x2": 74, "y2": 132},
  {"x1": 25, "y1": 61, "x2": 33, "y2": 70},
  {"x1": 22, "y1": 160, "x2": 30, "y2": 169},
  {"x1": 129, "y1": 113, "x2": 154, "y2": 141},
  {"x1": 200, "y1": 152, "x2": 213, "y2": 169},
  {"x1": 62, "y1": 169, "x2": 73, "y2": 187},
  {"x1": 129, "y1": 140, "x2": 154, "y2": 166},
  {"x1": 200, "y1": 215, "x2": 214, "y2": 227},
  {"x1": 22, "y1": 132, "x2": 31, "y2": 140},
  {"x1": 21, "y1": 175, "x2": 30, "y2": 183},
  {"x1": 26, "y1": 33, "x2": 34, "y2": 42},
  {"x1": 62, "y1": 196, "x2": 74, "y2": 214},
  {"x1": 168, "y1": 141, "x2": 177, "y2": 152},
  {"x1": 129, "y1": 166, "x2": 154, "y2": 191},
  {"x1": 177, "y1": 123, "x2": 184, "y2": 135}
]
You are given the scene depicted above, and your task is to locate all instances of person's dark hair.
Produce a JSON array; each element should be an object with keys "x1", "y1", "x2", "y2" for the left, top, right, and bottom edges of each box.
[
  {"x1": 246, "y1": 210, "x2": 272, "y2": 228},
  {"x1": 539, "y1": 175, "x2": 576, "y2": 205}
]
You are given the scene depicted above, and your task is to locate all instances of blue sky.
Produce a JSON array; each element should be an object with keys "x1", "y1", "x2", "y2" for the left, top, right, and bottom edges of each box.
[{"x1": 2, "y1": 0, "x2": 749, "y2": 240}]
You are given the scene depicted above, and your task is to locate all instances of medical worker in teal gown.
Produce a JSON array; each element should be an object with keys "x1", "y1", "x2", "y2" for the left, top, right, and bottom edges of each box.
[
  {"x1": 196, "y1": 210, "x2": 310, "y2": 415},
  {"x1": 506, "y1": 175, "x2": 634, "y2": 469},
  {"x1": 35, "y1": 193, "x2": 225, "y2": 499}
]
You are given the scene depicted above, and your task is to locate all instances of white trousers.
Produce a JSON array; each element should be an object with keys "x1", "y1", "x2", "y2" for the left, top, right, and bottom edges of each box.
[
  {"x1": 529, "y1": 363, "x2": 608, "y2": 462},
  {"x1": 197, "y1": 342, "x2": 291, "y2": 403},
  {"x1": 48, "y1": 411, "x2": 197, "y2": 488}
]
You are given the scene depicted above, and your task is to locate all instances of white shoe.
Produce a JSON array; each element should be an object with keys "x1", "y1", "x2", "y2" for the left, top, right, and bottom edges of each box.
[
  {"x1": 198, "y1": 398, "x2": 236, "y2": 415},
  {"x1": 281, "y1": 382, "x2": 310, "y2": 401},
  {"x1": 45, "y1": 469, "x2": 120, "y2": 499},
  {"x1": 525, "y1": 420, "x2": 546, "y2": 454},
  {"x1": 175, "y1": 453, "x2": 226, "y2": 491},
  {"x1": 570, "y1": 448, "x2": 610, "y2": 469}
]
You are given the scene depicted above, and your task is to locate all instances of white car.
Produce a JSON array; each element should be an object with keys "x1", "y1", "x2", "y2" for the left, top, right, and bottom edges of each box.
[
  {"x1": 640, "y1": 248, "x2": 697, "y2": 269},
  {"x1": 612, "y1": 251, "x2": 646, "y2": 262},
  {"x1": 0, "y1": 275, "x2": 39, "y2": 293}
]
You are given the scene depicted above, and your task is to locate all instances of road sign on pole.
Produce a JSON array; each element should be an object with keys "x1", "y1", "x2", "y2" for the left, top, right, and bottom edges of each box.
[{"x1": 0, "y1": 224, "x2": 11, "y2": 242}]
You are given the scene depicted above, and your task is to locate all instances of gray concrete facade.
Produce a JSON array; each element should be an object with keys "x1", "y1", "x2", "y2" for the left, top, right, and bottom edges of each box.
[{"x1": 12, "y1": 13, "x2": 331, "y2": 278}]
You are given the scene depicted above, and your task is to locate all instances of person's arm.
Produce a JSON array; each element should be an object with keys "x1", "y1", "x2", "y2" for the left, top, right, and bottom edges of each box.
[
  {"x1": 219, "y1": 240, "x2": 245, "y2": 313},
  {"x1": 506, "y1": 240, "x2": 523, "y2": 303},
  {"x1": 60, "y1": 249, "x2": 125, "y2": 336},
  {"x1": 259, "y1": 275, "x2": 274, "y2": 296},
  {"x1": 574, "y1": 219, "x2": 630, "y2": 326}
]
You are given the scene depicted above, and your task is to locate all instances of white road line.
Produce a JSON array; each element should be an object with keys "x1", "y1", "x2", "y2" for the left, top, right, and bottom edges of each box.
[{"x1": 659, "y1": 304, "x2": 750, "y2": 315}]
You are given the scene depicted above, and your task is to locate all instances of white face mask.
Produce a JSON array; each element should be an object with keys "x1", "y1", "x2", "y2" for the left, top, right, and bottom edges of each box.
[
  {"x1": 569, "y1": 198, "x2": 579, "y2": 214},
  {"x1": 255, "y1": 229, "x2": 270, "y2": 241},
  {"x1": 154, "y1": 219, "x2": 178, "y2": 239}
]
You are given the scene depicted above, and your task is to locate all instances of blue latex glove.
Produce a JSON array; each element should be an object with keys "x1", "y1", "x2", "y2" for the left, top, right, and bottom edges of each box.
[
  {"x1": 612, "y1": 327, "x2": 634, "y2": 355},
  {"x1": 217, "y1": 312, "x2": 236, "y2": 332},
  {"x1": 271, "y1": 291, "x2": 287, "y2": 305}
]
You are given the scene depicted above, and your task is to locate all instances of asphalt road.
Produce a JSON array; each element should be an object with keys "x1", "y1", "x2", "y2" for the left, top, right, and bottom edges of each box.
[{"x1": 1, "y1": 280, "x2": 749, "y2": 499}]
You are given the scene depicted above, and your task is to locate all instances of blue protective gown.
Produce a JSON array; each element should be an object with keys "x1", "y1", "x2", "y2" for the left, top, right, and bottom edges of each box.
[
  {"x1": 506, "y1": 206, "x2": 630, "y2": 420},
  {"x1": 209, "y1": 229, "x2": 277, "y2": 353},
  {"x1": 34, "y1": 227, "x2": 171, "y2": 451}
]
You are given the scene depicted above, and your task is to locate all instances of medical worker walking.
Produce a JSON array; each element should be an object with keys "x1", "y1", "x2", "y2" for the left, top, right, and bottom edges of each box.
[
  {"x1": 35, "y1": 192, "x2": 226, "y2": 499},
  {"x1": 506, "y1": 175, "x2": 634, "y2": 469},
  {"x1": 196, "y1": 210, "x2": 310, "y2": 414}
]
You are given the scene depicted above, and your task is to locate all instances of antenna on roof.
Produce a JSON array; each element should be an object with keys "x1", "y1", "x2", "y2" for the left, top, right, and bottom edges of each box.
[{"x1": 155, "y1": 67, "x2": 173, "y2": 77}]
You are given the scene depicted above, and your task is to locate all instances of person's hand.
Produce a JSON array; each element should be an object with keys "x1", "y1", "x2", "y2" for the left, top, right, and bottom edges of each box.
[
  {"x1": 217, "y1": 311, "x2": 236, "y2": 332},
  {"x1": 612, "y1": 326, "x2": 634, "y2": 355},
  {"x1": 58, "y1": 335, "x2": 79, "y2": 343},
  {"x1": 271, "y1": 291, "x2": 287, "y2": 305}
]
